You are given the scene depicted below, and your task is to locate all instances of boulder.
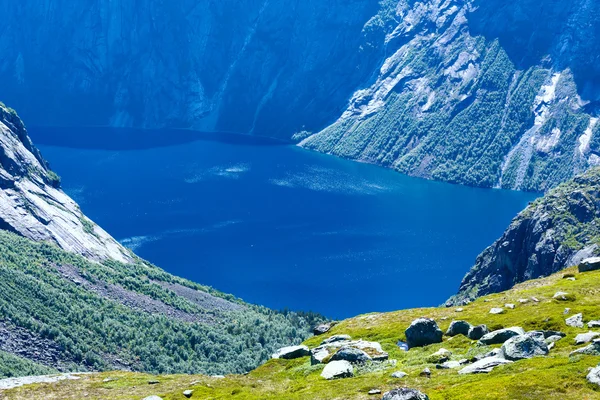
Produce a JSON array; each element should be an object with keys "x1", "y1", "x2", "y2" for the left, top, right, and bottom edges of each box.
[
  {"x1": 588, "y1": 320, "x2": 600, "y2": 328},
  {"x1": 382, "y1": 388, "x2": 429, "y2": 400},
  {"x1": 489, "y1": 308, "x2": 505, "y2": 315},
  {"x1": 587, "y1": 364, "x2": 600, "y2": 386},
  {"x1": 310, "y1": 347, "x2": 330, "y2": 365},
  {"x1": 500, "y1": 334, "x2": 549, "y2": 361},
  {"x1": 479, "y1": 327, "x2": 526, "y2": 345},
  {"x1": 459, "y1": 357, "x2": 512, "y2": 374},
  {"x1": 321, "y1": 335, "x2": 351, "y2": 345},
  {"x1": 505, "y1": 304, "x2": 516, "y2": 309},
  {"x1": 436, "y1": 360, "x2": 462, "y2": 369},
  {"x1": 271, "y1": 345, "x2": 310, "y2": 360},
  {"x1": 426, "y1": 348, "x2": 452, "y2": 364},
  {"x1": 321, "y1": 360, "x2": 353, "y2": 380},
  {"x1": 183, "y1": 390, "x2": 193, "y2": 398},
  {"x1": 553, "y1": 292, "x2": 574, "y2": 301},
  {"x1": 545, "y1": 335, "x2": 564, "y2": 344},
  {"x1": 467, "y1": 325, "x2": 489, "y2": 340},
  {"x1": 330, "y1": 346, "x2": 371, "y2": 364},
  {"x1": 579, "y1": 257, "x2": 600, "y2": 272},
  {"x1": 446, "y1": 320, "x2": 471, "y2": 337},
  {"x1": 570, "y1": 339, "x2": 600, "y2": 356},
  {"x1": 419, "y1": 367, "x2": 431, "y2": 377},
  {"x1": 539, "y1": 330, "x2": 566, "y2": 339},
  {"x1": 566, "y1": 313, "x2": 584, "y2": 328},
  {"x1": 143, "y1": 397, "x2": 163, "y2": 400},
  {"x1": 405, "y1": 318, "x2": 443, "y2": 348},
  {"x1": 313, "y1": 323, "x2": 332, "y2": 336},
  {"x1": 518, "y1": 298, "x2": 529, "y2": 303},
  {"x1": 391, "y1": 371, "x2": 408, "y2": 379},
  {"x1": 368, "y1": 389, "x2": 382, "y2": 395},
  {"x1": 311, "y1": 339, "x2": 387, "y2": 364},
  {"x1": 574, "y1": 331, "x2": 600, "y2": 345}
]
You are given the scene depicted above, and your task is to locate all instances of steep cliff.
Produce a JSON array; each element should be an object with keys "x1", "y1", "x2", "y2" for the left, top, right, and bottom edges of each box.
[
  {"x1": 449, "y1": 167, "x2": 600, "y2": 305},
  {"x1": 0, "y1": 102, "x2": 132, "y2": 263}
]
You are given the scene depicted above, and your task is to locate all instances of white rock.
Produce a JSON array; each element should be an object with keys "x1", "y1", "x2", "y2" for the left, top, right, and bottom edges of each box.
[
  {"x1": 489, "y1": 308, "x2": 504, "y2": 314},
  {"x1": 575, "y1": 332, "x2": 600, "y2": 345},
  {"x1": 391, "y1": 371, "x2": 407, "y2": 378},
  {"x1": 321, "y1": 360, "x2": 353, "y2": 380},
  {"x1": 588, "y1": 320, "x2": 600, "y2": 328},
  {"x1": 553, "y1": 292, "x2": 571, "y2": 301},
  {"x1": 566, "y1": 313, "x2": 584, "y2": 328},
  {"x1": 458, "y1": 357, "x2": 513, "y2": 374},
  {"x1": 505, "y1": 304, "x2": 516, "y2": 309}
]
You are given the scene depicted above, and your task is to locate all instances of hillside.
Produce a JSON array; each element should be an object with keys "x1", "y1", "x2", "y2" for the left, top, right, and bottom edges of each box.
[
  {"x1": 0, "y1": 105, "x2": 321, "y2": 378},
  {"x1": 1, "y1": 0, "x2": 600, "y2": 190},
  {"x1": 4, "y1": 265, "x2": 600, "y2": 399}
]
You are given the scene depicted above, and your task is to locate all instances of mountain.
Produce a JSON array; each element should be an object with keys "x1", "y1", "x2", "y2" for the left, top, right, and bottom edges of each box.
[
  {"x1": 449, "y1": 167, "x2": 600, "y2": 305},
  {"x1": 2, "y1": 0, "x2": 600, "y2": 190},
  {"x1": 0, "y1": 104, "x2": 321, "y2": 377}
]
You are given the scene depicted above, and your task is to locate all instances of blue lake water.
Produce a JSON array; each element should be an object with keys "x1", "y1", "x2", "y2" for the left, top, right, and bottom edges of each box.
[{"x1": 33, "y1": 128, "x2": 539, "y2": 318}]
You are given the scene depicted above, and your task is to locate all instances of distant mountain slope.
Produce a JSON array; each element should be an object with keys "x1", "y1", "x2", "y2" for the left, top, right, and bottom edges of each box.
[
  {"x1": 1, "y1": 0, "x2": 600, "y2": 190},
  {"x1": 0, "y1": 105, "x2": 321, "y2": 377},
  {"x1": 449, "y1": 167, "x2": 600, "y2": 305}
]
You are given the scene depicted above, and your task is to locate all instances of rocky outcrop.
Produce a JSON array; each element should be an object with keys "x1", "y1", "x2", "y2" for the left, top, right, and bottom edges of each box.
[
  {"x1": 450, "y1": 168, "x2": 600, "y2": 304},
  {"x1": 0, "y1": 103, "x2": 132, "y2": 263}
]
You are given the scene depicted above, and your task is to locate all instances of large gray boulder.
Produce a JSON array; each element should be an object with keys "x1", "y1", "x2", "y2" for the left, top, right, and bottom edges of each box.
[
  {"x1": 478, "y1": 327, "x2": 525, "y2": 345},
  {"x1": 566, "y1": 313, "x2": 584, "y2": 328},
  {"x1": 330, "y1": 346, "x2": 371, "y2": 364},
  {"x1": 405, "y1": 318, "x2": 443, "y2": 348},
  {"x1": 500, "y1": 334, "x2": 549, "y2": 361},
  {"x1": 321, "y1": 360, "x2": 353, "y2": 380},
  {"x1": 381, "y1": 388, "x2": 429, "y2": 400},
  {"x1": 271, "y1": 345, "x2": 310, "y2": 360},
  {"x1": 321, "y1": 335, "x2": 351, "y2": 345},
  {"x1": 579, "y1": 257, "x2": 600, "y2": 272},
  {"x1": 458, "y1": 357, "x2": 513, "y2": 374},
  {"x1": 574, "y1": 332, "x2": 600, "y2": 345},
  {"x1": 313, "y1": 323, "x2": 333, "y2": 336},
  {"x1": 467, "y1": 325, "x2": 489, "y2": 340},
  {"x1": 587, "y1": 364, "x2": 600, "y2": 386},
  {"x1": 446, "y1": 321, "x2": 472, "y2": 337},
  {"x1": 570, "y1": 339, "x2": 600, "y2": 356}
]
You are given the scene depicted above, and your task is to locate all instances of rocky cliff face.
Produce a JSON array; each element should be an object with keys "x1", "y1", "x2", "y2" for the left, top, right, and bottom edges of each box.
[
  {"x1": 449, "y1": 167, "x2": 600, "y2": 305},
  {"x1": 0, "y1": 103, "x2": 132, "y2": 263},
  {"x1": 1, "y1": 0, "x2": 600, "y2": 190}
]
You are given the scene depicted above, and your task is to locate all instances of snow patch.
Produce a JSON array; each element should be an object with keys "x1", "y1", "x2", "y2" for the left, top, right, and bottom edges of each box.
[
  {"x1": 579, "y1": 117, "x2": 599, "y2": 155},
  {"x1": 533, "y1": 73, "x2": 561, "y2": 126}
]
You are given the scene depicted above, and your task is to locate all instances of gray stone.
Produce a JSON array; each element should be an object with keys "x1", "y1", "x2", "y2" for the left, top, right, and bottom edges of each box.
[
  {"x1": 143, "y1": 397, "x2": 163, "y2": 400},
  {"x1": 313, "y1": 323, "x2": 332, "y2": 336},
  {"x1": 321, "y1": 360, "x2": 353, "y2": 380},
  {"x1": 330, "y1": 346, "x2": 371, "y2": 364},
  {"x1": 566, "y1": 313, "x2": 584, "y2": 328},
  {"x1": 368, "y1": 389, "x2": 382, "y2": 395},
  {"x1": 501, "y1": 334, "x2": 549, "y2": 361},
  {"x1": 478, "y1": 327, "x2": 526, "y2": 345},
  {"x1": 570, "y1": 339, "x2": 600, "y2": 356},
  {"x1": 553, "y1": 291, "x2": 572, "y2": 301},
  {"x1": 446, "y1": 320, "x2": 472, "y2": 337},
  {"x1": 321, "y1": 335, "x2": 351, "y2": 345},
  {"x1": 391, "y1": 371, "x2": 408, "y2": 379},
  {"x1": 575, "y1": 331, "x2": 600, "y2": 345},
  {"x1": 588, "y1": 320, "x2": 600, "y2": 328},
  {"x1": 467, "y1": 325, "x2": 489, "y2": 340},
  {"x1": 489, "y1": 308, "x2": 505, "y2": 314},
  {"x1": 382, "y1": 388, "x2": 430, "y2": 400},
  {"x1": 419, "y1": 367, "x2": 431, "y2": 377},
  {"x1": 436, "y1": 360, "x2": 462, "y2": 369},
  {"x1": 310, "y1": 347, "x2": 331, "y2": 365},
  {"x1": 518, "y1": 298, "x2": 530, "y2": 303},
  {"x1": 505, "y1": 304, "x2": 516, "y2": 309},
  {"x1": 271, "y1": 345, "x2": 310, "y2": 360},
  {"x1": 405, "y1": 318, "x2": 443, "y2": 348},
  {"x1": 459, "y1": 357, "x2": 513, "y2": 374},
  {"x1": 587, "y1": 364, "x2": 600, "y2": 386},
  {"x1": 183, "y1": 390, "x2": 193, "y2": 398},
  {"x1": 426, "y1": 348, "x2": 452, "y2": 364},
  {"x1": 545, "y1": 335, "x2": 564, "y2": 344},
  {"x1": 579, "y1": 257, "x2": 600, "y2": 272}
]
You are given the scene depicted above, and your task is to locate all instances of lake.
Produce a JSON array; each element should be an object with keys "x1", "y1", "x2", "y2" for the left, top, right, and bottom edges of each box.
[{"x1": 32, "y1": 127, "x2": 539, "y2": 319}]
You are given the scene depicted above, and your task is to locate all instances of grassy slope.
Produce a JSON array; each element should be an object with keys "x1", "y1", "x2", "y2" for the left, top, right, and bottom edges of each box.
[{"x1": 6, "y1": 266, "x2": 600, "y2": 399}]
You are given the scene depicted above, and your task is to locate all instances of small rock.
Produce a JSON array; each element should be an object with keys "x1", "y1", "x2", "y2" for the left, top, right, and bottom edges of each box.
[
  {"x1": 183, "y1": 390, "x2": 193, "y2": 398},
  {"x1": 446, "y1": 320, "x2": 471, "y2": 337},
  {"x1": 143, "y1": 397, "x2": 163, "y2": 400},
  {"x1": 564, "y1": 308, "x2": 571, "y2": 315},
  {"x1": 575, "y1": 332, "x2": 600, "y2": 345},
  {"x1": 405, "y1": 318, "x2": 443, "y2": 348},
  {"x1": 436, "y1": 360, "x2": 461, "y2": 369},
  {"x1": 321, "y1": 335, "x2": 351, "y2": 345},
  {"x1": 579, "y1": 257, "x2": 600, "y2": 272},
  {"x1": 548, "y1": 342, "x2": 555, "y2": 350},
  {"x1": 321, "y1": 360, "x2": 353, "y2": 380},
  {"x1": 489, "y1": 308, "x2": 504, "y2": 314},
  {"x1": 531, "y1": 297, "x2": 540, "y2": 302},
  {"x1": 310, "y1": 347, "x2": 330, "y2": 365},
  {"x1": 479, "y1": 327, "x2": 525, "y2": 345},
  {"x1": 505, "y1": 304, "x2": 516, "y2": 309},
  {"x1": 271, "y1": 345, "x2": 310, "y2": 360},
  {"x1": 330, "y1": 346, "x2": 371, "y2": 364},
  {"x1": 553, "y1": 292, "x2": 573, "y2": 301},
  {"x1": 566, "y1": 277, "x2": 576, "y2": 281},
  {"x1": 545, "y1": 335, "x2": 564, "y2": 344},
  {"x1": 501, "y1": 334, "x2": 549, "y2": 361},
  {"x1": 588, "y1": 321, "x2": 600, "y2": 328},
  {"x1": 518, "y1": 298, "x2": 529, "y2": 303},
  {"x1": 102, "y1": 378, "x2": 116, "y2": 383},
  {"x1": 368, "y1": 389, "x2": 382, "y2": 395},
  {"x1": 570, "y1": 339, "x2": 600, "y2": 356},
  {"x1": 467, "y1": 325, "x2": 489, "y2": 340},
  {"x1": 391, "y1": 371, "x2": 408, "y2": 379},
  {"x1": 382, "y1": 388, "x2": 430, "y2": 400},
  {"x1": 313, "y1": 323, "x2": 332, "y2": 336},
  {"x1": 566, "y1": 313, "x2": 584, "y2": 328},
  {"x1": 587, "y1": 364, "x2": 600, "y2": 386},
  {"x1": 426, "y1": 348, "x2": 452, "y2": 363},
  {"x1": 455, "y1": 308, "x2": 464, "y2": 312},
  {"x1": 419, "y1": 367, "x2": 431, "y2": 378},
  {"x1": 148, "y1": 380, "x2": 160, "y2": 385},
  {"x1": 459, "y1": 357, "x2": 513, "y2": 374}
]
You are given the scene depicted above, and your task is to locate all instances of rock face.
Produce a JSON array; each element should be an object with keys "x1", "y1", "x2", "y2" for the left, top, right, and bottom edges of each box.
[
  {"x1": 382, "y1": 388, "x2": 429, "y2": 400},
  {"x1": 405, "y1": 318, "x2": 443, "y2": 348},
  {"x1": 0, "y1": 104, "x2": 132, "y2": 263},
  {"x1": 450, "y1": 169, "x2": 600, "y2": 305},
  {"x1": 271, "y1": 345, "x2": 310, "y2": 360},
  {"x1": 320, "y1": 360, "x2": 353, "y2": 380},
  {"x1": 500, "y1": 334, "x2": 549, "y2": 361}
]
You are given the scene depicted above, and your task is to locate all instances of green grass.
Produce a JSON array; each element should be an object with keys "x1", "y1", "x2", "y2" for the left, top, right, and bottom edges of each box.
[{"x1": 5, "y1": 266, "x2": 600, "y2": 399}]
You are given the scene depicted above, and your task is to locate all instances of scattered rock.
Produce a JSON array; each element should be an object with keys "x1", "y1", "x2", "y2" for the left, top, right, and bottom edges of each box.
[
  {"x1": 419, "y1": 367, "x2": 431, "y2": 378},
  {"x1": 501, "y1": 334, "x2": 549, "y2": 361},
  {"x1": 321, "y1": 360, "x2": 353, "y2": 380},
  {"x1": 467, "y1": 325, "x2": 489, "y2": 340},
  {"x1": 505, "y1": 304, "x2": 516, "y2": 309},
  {"x1": 587, "y1": 364, "x2": 600, "y2": 386},
  {"x1": 459, "y1": 357, "x2": 513, "y2": 374},
  {"x1": 479, "y1": 327, "x2": 525, "y2": 345},
  {"x1": 426, "y1": 348, "x2": 452, "y2": 364},
  {"x1": 446, "y1": 320, "x2": 471, "y2": 337},
  {"x1": 570, "y1": 339, "x2": 600, "y2": 356},
  {"x1": 148, "y1": 380, "x2": 160, "y2": 385},
  {"x1": 579, "y1": 257, "x2": 600, "y2": 272},
  {"x1": 553, "y1": 292, "x2": 574, "y2": 301},
  {"x1": 103, "y1": 378, "x2": 116, "y2": 383},
  {"x1": 566, "y1": 277, "x2": 576, "y2": 281},
  {"x1": 382, "y1": 388, "x2": 429, "y2": 400},
  {"x1": 436, "y1": 360, "x2": 462, "y2": 369},
  {"x1": 564, "y1": 308, "x2": 571, "y2": 315},
  {"x1": 539, "y1": 330, "x2": 566, "y2": 339},
  {"x1": 271, "y1": 345, "x2": 310, "y2": 360},
  {"x1": 531, "y1": 297, "x2": 540, "y2": 302},
  {"x1": 545, "y1": 335, "x2": 564, "y2": 344},
  {"x1": 575, "y1": 332, "x2": 600, "y2": 345},
  {"x1": 183, "y1": 390, "x2": 193, "y2": 398},
  {"x1": 330, "y1": 346, "x2": 372, "y2": 364},
  {"x1": 489, "y1": 308, "x2": 504, "y2": 314},
  {"x1": 368, "y1": 389, "x2": 382, "y2": 395},
  {"x1": 313, "y1": 323, "x2": 333, "y2": 336},
  {"x1": 405, "y1": 318, "x2": 443, "y2": 348},
  {"x1": 588, "y1": 321, "x2": 600, "y2": 328},
  {"x1": 311, "y1": 347, "x2": 330, "y2": 365},
  {"x1": 455, "y1": 308, "x2": 464, "y2": 313},
  {"x1": 518, "y1": 298, "x2": 529, "y2": 303},
  {"x1": 566, "y1": 313, "x2": 584, "y2": 328},
  {"x1": 321, "y1": 335, "x2": 351, "y2": 345},
  {"x1": 391, "y1": 371, "x2": 408, "y2": 379}
]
